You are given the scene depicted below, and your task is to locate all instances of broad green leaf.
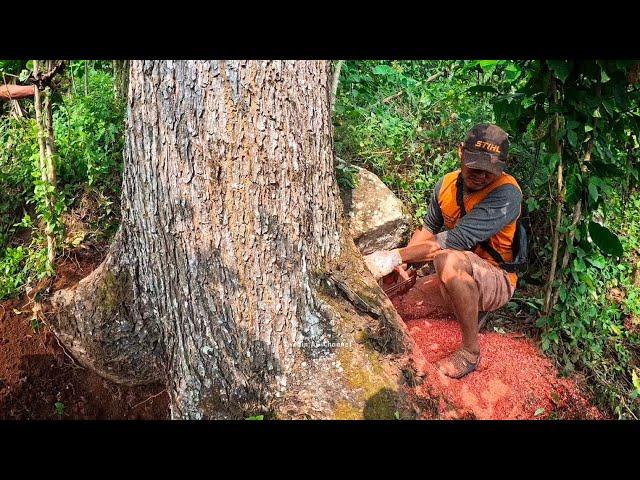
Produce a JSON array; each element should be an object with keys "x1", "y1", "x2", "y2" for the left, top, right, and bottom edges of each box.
[
  {"x1": 547, "y1": 60, "x2": 572, "y2": 83},
  {"x1": 565, "y1": 179, "x2": 581, "y2": 205},
  {"x1": 613, "y1": 83, "x2": 630, "y2": 109},
  {"x1": 479, "y1": 60, "x2": 499, "y2": 70},
  {"x1": 588, "y1": 221, "x2": 623, "y2": 257},
  {"x1": 600, "y1": 67, "x2": 611, "y2": 83},
  {"x1": 567, "y1": 129, "x2": 577, "y2": 147},
  {"x1": 542, "y1": 337, "x2": 550, "y2": 351},
  {"x1": 504, "y1": 63, "x2": 521, "y2": 81},
  {"x1": 566, "y1": 119, "x2": 580, "y2": 130},
  {"x1": 546, "y1": 152, "x2": 561, "y2": 172},
  {"x1": 559, "y1": 286, "x2": 567, "y2": 302},
  {"x1": 373, "y1": 64, "x2": 395, "y2": 76},
  {"x1": 588, "y1": 180, "x2": 598, "y2": 203},
  {"x1": 585, "y1": 256, "x2": 606, "y2": 269},
  {"x1": 580, "y1": 273, "x2": 595, "y2": 289}
]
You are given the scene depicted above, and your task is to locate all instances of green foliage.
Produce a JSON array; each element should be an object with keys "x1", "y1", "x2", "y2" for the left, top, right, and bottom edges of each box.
[
  {"x1": 54, "y1": 401, "x2": 65, "y2": 418},
  {"x1": 0, "y1": 60, "x2": 125, "y2": 300},
  {"x1": 0, "y1": 116, "x2": 37, "y2": 244},
  {"x1": 0, "y1": 60, "x2": 27, "y2": 76},
  {"x1": 0, "y1": 246, "x2": 27, "y2": 299},
  {"x1": 333, "y1": 60, "x2": 495, "y2": 225},
  {"x1": 475, "y1": 59, "x2": 640, "y2": 418},
  {"x1": 335, "y1": 157, "x2": 360, "y2": 190},
  {"x1": 536, "y1": 190, "x2": 640, "y2": 418},
  {"x1": 30, "y1": 316, "x2": 41, "y2": 333},
  {"x1": 54, "y1": 66, "x2": 125, "y2": 194}
]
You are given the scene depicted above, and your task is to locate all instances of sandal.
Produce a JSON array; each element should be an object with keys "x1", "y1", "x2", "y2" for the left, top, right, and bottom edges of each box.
[{"x1": 436, "y1": 349, "x2": 481, "y2": 379}]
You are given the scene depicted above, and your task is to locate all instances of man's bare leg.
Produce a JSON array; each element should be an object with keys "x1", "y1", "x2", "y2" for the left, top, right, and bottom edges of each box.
[{"x1": 432, "y1": 250, "x2": 481, "y2": 377}]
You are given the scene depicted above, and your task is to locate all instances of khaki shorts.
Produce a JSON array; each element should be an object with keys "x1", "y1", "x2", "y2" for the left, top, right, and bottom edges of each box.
[{"x1": 463, "y1": 251, "x2": 515, "y2": 312}]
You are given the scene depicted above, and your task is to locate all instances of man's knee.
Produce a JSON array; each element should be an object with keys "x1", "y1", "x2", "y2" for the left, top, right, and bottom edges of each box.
[{"x1": 433, "y1": 250, "x2": 472, "y2": 285}]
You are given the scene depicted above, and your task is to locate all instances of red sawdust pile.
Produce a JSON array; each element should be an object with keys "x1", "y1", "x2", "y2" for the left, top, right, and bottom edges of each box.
[{"x1": 392, "y1": 275, "x2": 602, "y2": 420}]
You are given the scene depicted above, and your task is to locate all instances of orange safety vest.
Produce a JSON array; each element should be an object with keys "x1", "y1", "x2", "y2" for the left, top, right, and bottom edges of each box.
[{"x1": 437, "y1": 170, "x2": 521, "y2": 288}]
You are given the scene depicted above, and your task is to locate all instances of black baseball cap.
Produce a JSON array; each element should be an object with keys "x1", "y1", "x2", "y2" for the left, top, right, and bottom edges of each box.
[{"x1": 462, "y1": 123, "x2": 509, "y2": 175}]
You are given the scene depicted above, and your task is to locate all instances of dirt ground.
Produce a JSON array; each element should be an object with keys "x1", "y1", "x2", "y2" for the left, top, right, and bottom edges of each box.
[{"x1": 0, "y1": 247, "x2": 169, "y2": 420}]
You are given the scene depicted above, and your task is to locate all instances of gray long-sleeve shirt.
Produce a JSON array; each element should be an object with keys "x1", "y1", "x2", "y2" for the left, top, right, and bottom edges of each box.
[{"x1": 423, "y1": 176, "x2": 522, "y2": 250}]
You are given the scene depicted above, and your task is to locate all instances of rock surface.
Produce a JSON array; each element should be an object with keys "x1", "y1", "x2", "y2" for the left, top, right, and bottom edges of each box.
[{"x1": 340, "y1": 164, "x2": 411, "y2": 254}]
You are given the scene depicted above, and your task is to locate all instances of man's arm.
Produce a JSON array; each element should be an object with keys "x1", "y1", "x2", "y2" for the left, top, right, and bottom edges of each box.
[
  {"x1": 399, "y1": 177, "x2": 445, "y2": 262},
  {"x1": 397, "y1": 238, "x2": 441, "y2": 264},
  {"x1": 0, "y1": 84, "x2": 35, "y2": 101},
  {"x1": 406, "y1": 227, "x2": 434, "y2": 246}
]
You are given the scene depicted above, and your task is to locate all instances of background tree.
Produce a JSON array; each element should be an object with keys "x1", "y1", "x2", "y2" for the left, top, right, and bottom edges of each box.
[
  {"x1": 32, "y1": 60, "x2": 60, "y2": 267},
  {"x1": 112, "y1": 60, "x2": 129, "y2": 102}
]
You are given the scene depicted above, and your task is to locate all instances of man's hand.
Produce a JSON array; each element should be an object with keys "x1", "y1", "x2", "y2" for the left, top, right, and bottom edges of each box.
[{"x1": 363, "y1": 249, "x2": 402, "y2": 280}]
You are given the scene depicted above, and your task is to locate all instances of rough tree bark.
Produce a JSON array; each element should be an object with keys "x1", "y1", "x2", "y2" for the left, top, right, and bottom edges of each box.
[
  {"x1": 49, "y1": 61, "x2": 423, "y2": 420},
  {"x1": 112, "y1": 60, "x2": 129, "y2": 102}
]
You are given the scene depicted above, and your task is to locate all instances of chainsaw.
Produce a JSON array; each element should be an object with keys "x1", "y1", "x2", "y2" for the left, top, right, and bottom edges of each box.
[{"x1": 380, "y1": 261, "x2": 431, "y2": 297}]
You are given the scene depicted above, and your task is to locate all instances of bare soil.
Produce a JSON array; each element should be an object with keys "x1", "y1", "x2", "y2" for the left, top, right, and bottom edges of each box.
[{"x1": 0, "y1": 247, "x2": 169, "y2": 420}]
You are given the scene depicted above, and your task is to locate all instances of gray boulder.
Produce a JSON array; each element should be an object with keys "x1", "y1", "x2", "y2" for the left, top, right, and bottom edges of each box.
[{"x1": 340, "y1": 164, "x2": 411, "y2": 254}]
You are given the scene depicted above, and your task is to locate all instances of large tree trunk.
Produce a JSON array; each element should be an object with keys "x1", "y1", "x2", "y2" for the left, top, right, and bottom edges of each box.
[{"x1": 49, "y1": 61, "x2": 422, "y2": 419}]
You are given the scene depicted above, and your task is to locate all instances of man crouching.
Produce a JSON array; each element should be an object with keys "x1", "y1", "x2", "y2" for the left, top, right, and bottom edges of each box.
[{"x1": 364, "y1": 124, "x2": 523, "y2": 379}]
